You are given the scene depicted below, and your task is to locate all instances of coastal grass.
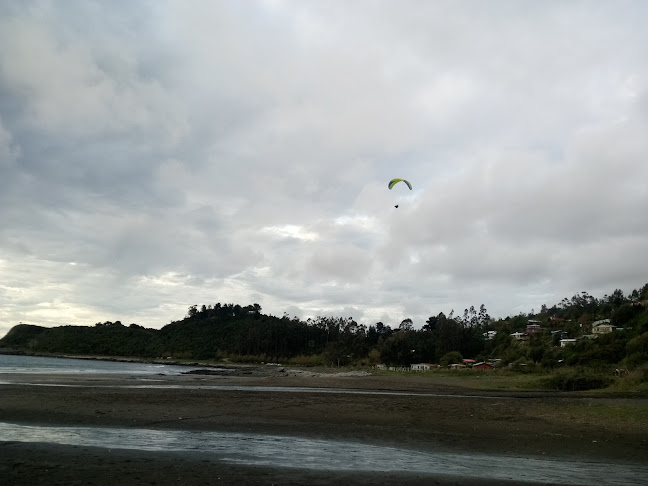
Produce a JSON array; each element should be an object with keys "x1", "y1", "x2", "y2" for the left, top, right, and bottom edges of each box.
[
  {"x1": 370, "y1": 366, "x2": 648, "y2": 394},
  {"x1": 370, "y1": 368, "x2": 552, "y2": 391}
]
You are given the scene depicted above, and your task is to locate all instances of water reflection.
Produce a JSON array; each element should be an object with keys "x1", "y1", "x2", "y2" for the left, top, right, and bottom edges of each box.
[{"x1": 1, "y1": 422, "x2": 645, "y2": 485}]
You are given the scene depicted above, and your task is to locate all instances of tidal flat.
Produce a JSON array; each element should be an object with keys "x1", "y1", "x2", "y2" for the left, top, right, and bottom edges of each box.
[{"x1": 1, "y1": 368, "x2": 647, "y2": 485}]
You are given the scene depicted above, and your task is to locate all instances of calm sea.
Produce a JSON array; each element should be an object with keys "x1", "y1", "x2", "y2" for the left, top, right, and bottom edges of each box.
[{"x1": 0, "y1": 353, "x2": 193, "y2": 375}]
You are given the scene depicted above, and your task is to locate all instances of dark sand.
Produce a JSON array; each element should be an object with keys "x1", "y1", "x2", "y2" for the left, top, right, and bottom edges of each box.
[{"x1": 1, "y1": 369, "x2": 647, "y2": 485}]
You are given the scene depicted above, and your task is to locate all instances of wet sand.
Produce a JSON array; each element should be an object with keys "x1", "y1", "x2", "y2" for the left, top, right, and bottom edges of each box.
[{"x1": 1, "y1": 370, "x2": 647, "y2": 485}]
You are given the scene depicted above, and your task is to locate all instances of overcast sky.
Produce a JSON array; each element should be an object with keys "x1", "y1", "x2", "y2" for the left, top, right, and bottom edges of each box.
[{"x1": 1, "y1": 1, "x2": 647, "y2": 337}]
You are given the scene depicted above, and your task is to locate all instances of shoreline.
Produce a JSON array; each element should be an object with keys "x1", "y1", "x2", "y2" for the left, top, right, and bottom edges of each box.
[{"x1": 0, "y1": 349, "x2": 236, "y2": 369}]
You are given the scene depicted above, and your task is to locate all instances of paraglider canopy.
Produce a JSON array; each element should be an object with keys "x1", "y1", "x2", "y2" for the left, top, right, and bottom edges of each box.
[
  {"x1": 388, "y1": 178, "x2": 411, "y2": 208},
  {"x1": 388, "y1": 178, "x2": 412, "y2": 190}
]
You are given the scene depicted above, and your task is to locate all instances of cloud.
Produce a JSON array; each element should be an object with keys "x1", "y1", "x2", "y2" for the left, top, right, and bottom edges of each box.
[
  {"x1": 1, "y1": 1, "x2": 647, "y2": 337},
  {"x1": 0, "y1": 15, "x2": 188, "y2": 141},
  {"x1": 0, "y1": 116, "x2": 20, "y2": 165}
]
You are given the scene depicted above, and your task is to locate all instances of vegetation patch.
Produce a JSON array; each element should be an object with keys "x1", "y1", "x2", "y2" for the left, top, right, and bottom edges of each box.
[{"x1": 544, "y1": 369, "x2": 614, "y2": 391}]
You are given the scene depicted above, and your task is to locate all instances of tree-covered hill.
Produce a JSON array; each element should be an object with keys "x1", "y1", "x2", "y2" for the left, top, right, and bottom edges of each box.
[
  {"x1": 1, "y1": 283, "x2": 647, "y2": 370},
  {"x1": 0, "y1": 321, "x2": 159, "y2": 357}
]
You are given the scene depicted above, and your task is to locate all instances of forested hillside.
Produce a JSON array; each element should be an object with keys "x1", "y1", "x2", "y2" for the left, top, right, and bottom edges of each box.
[{"x1": 2, "y1": 284, "x2": 647, "y2": 370}]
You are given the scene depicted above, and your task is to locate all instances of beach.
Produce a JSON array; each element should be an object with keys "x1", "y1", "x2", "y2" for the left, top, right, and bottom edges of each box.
[{"x1": 1, "y1": 368, "x2": 647, "y2": 485}]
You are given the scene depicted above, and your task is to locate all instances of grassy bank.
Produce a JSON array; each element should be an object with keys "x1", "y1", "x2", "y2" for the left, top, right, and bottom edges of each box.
[{"x1": 372, "y1": 365, "x2": 648, "y2": 395}]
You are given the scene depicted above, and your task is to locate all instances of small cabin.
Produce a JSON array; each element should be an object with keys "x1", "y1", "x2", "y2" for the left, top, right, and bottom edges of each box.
[
  {"x1": 411, "y1": 363, "x2": 435, "y2": 371},
  {"x1": 560, "y1": 338, "x2": 578, "y2": 347}
]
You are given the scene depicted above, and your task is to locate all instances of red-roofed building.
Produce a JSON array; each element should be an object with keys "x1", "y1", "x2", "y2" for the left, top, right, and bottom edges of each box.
[{"x1": 474, "y1": 362, "x2": 494, "y2": 370}]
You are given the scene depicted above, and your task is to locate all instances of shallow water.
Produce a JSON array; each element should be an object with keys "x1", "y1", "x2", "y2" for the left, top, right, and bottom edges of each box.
[
  {"x1": 0, "y1": 353, "x2": 194, "y2": 375},
  {"x1": 1, "y1": 422, "x2": 645, "y2": 485}
]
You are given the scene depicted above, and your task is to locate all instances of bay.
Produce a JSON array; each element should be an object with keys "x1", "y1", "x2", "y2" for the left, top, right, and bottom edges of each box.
[{"x1": 0, "y1": 353, "x2": 196, "y2": 375}]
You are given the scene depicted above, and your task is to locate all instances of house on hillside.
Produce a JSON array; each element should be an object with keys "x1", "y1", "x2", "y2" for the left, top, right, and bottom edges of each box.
[
  {"x1": 526, "y1": 323, "x2": 543, "y2": 334},
  {"x1": 592, "y1": 319, "x2": 615, "y2": 335},
  {"x1": 560, "y1": 338, "x2": 578, "y2": 347},
  {"x1": 411, "y1": 363, "x2": 435, "y2": 371},
  {"x1": 483, "y1": 330, "x2": 497, "y2": 340}
]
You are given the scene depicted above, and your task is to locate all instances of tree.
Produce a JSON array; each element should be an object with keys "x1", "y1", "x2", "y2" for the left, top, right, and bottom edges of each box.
[
  {"x1": 469, "y1": 306, "x2": 478, "y2": 327},
  {"x1": 422, "y1": 315, "x2": 437, "y2": 332},
  {"x1": 612, "y1": 305, "x2": 643, "y2": 327},
  {"x1": 439, "y1": 351, "x2": 463, "y2": 367},
  {"x1": 609, "y1": 289, "x2": 626, "y2": 307},
  {"x1": 640, "y1": 283, "x2": 648, "y2": 300},
  {"x1": 399, "y1": 318, "x2": 413, "y2": 331},
  {"x1": 478, "y1": 304, "x2": 491, "y2": 326},
  {"x1": 379, "y1": 331, "x2": 418, "y2": 367},
  {"x1": 528, "y1": 335, "x2": 547, "y2": 363},
  {"x1": 323, "y1": 341, "x2": 348, "y2": 367},
  {"x1": 485, "y1": 328, "x2": 514, "y2": 359},
  {"x1": 460, "y1": 325, "x2": 485, "y2": 359},
  {"x1": 367, "y1": 322, "x2": 392, "y2": 346},
  {"x1": 435, "y1": 313, "x2": 462, "y2": 356},
  {"x1": 625, "y1": 332, "x2": 648, "y2": 366}
]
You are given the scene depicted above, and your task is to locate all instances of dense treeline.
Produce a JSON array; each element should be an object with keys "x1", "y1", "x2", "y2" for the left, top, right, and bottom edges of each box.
[{"x1": 1, "y1": 283, "x2": 647, "y2": 370}]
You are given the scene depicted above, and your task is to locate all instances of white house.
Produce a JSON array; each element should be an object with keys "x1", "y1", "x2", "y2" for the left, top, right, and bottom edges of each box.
[
  {"x1": 483, "y1": 330, "x2": 497, "y2": 340},
  {"x1": 593, "y1": 319, "x2": 615, "y2": 335},
  {"x1": 560, "y1": 338, "x2": 578, "y2": 347},
  {"x1": 411, "y1": 363, "x2": 435, "y2": 371}
]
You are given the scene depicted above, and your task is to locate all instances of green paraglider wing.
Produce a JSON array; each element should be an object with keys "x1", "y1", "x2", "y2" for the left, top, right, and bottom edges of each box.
[{"x1": 388, "y1": 178, "x2": 412, "y2": 190}]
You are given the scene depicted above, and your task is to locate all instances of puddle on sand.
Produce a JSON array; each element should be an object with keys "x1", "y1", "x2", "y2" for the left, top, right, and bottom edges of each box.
[{"x1": 1, "y1": 422, "x2": 646, "y2": 485}]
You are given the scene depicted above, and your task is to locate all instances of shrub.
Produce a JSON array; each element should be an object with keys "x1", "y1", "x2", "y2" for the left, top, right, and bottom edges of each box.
[
  {"x1": 546, "y1": 370, "x2": 613, "y2": 391},
  {"x1": 508, "y1": 360, "x2": 539, "y2": 374},
  {"x1": 611, "y1": 365, "x2": 648, "y2": 390},
  {"x1": 287, "y1": 354, "x2": 325, "y2": 367},
  {"x1": 439, "y1": 351, "x2": 463, "y2": 367},
  {"x1": 625, "y1": 364, "x2": 648, "y2": 384}
]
